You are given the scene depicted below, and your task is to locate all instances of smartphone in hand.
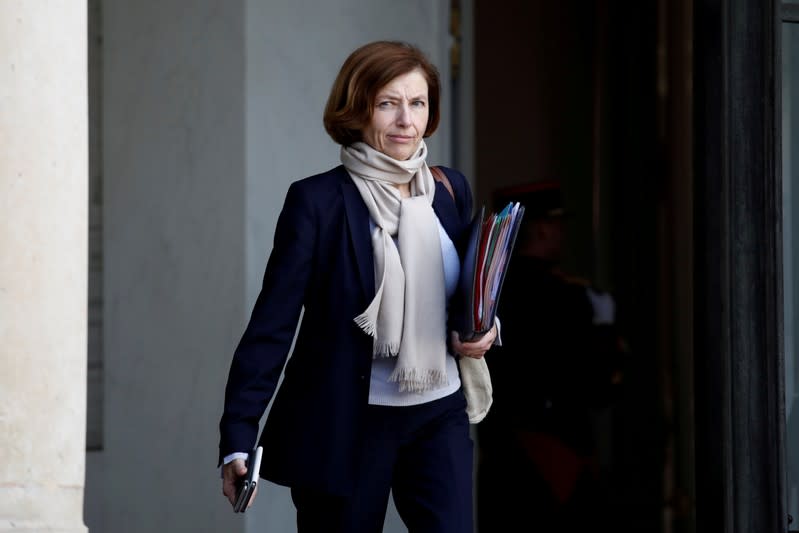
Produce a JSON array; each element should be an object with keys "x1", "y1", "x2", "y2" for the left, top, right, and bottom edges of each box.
[{"x1": 233, "y1": 446, "x2": 262, "y2": 513}]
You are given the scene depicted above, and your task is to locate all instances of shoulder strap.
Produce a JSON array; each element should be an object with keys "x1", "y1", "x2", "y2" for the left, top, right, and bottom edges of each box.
[{"x1": 430, "y1": 166, "x2": 455, "y2": 202}]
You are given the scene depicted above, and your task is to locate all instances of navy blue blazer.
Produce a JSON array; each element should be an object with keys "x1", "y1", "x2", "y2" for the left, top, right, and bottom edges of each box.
[{"x1": 218, "y1": 164, "x2": 474, "y2": 496}]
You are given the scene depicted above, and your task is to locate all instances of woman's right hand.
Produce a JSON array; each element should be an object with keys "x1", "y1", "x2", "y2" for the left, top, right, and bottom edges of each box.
[
  {"x1": 450, "y1": 323, "x2": 497, "y2": 359},
  {"x1": 222, "y1": 458, "x2": 258, "y2": 508}
]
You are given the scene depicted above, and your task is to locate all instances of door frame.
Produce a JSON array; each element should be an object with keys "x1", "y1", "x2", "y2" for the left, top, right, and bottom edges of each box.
[{"x1": 694, "y1": 0, "x2": 786, "y2": 532}]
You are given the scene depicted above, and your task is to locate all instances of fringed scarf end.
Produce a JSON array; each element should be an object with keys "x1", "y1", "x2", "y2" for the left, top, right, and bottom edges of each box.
[
  {"x1": 389, "y1": 368, "x2": 449, "y2": 393},
  {"x1": 373, "y1": 342, "x2": 401, "y2": 358},
  {"x1": 353, "y1": 313, "x2": 377, "y2": 337}
]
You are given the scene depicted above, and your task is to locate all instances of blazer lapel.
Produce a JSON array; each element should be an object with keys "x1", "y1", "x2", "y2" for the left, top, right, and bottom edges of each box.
[
  {"x1": 433, "y1": 181, "x2": 461, "y2": 241},
  {"x1": 341, "y1": 173, "x2": 375, "y2": 301}
]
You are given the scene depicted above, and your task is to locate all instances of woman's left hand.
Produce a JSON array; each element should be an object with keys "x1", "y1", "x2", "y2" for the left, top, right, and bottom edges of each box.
[{"x1": 451, "y1": 323, "x2": 497, "y2": 359}]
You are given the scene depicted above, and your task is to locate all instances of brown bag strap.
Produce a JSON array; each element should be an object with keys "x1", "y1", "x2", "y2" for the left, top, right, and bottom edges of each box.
[{"x1": 430, "y1": 166, "x2": 455, "y2": 202}]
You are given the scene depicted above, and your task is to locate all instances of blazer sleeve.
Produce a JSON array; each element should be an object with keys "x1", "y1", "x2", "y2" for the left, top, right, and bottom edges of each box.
[{"x1": 218, "y1": 181, "x2": 316, "y2": 462}]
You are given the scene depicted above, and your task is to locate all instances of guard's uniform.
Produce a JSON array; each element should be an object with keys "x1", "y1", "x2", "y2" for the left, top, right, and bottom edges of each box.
[{"x1": 476, "y1": 254, "x2": 626, "y2": 533}]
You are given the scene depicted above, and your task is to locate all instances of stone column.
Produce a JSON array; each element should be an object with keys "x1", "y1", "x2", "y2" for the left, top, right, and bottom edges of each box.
[{"x1": 0, "y1": 2, "x2": 89, "y2": 532}]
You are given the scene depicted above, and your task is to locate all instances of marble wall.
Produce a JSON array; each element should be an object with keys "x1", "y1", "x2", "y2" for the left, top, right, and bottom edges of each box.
[
  {"x1": 87, "y1": 1, "x2": 453, "y2": 532},
  {"x1": 0, "y1": 2, "x2": 88, "y2": 532}
]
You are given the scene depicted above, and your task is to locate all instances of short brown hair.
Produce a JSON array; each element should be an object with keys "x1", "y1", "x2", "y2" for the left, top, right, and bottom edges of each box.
[{"x1": 323, "y1": 41, "x2": 441, "y2": 146}]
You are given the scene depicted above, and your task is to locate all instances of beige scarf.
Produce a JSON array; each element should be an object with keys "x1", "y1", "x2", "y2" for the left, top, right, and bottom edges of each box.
[{"x1": 341, "y1": 141, "x2": 448, "y2": 393}]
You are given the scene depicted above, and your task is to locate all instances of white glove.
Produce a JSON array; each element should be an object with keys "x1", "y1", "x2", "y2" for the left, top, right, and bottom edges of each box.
[{"x1": 586, "y1": 287, "x2": 615, "y2": 325}]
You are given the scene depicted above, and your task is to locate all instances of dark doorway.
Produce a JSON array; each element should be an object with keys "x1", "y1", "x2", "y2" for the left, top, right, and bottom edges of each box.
[{"x1": 471, "y1": 2, "x2": 695, "y2": 532}]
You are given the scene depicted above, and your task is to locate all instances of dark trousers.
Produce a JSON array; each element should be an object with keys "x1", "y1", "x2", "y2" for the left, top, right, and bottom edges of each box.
[{"x1": 291, "y1": 390, "x2": 474, "y2": 533}]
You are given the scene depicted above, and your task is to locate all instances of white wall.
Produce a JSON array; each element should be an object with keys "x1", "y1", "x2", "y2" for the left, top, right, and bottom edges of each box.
[
  {"x1": 87, "y1": 2, "x2": 453, "y2": 532},
  {"x1": 86, "y1": 1, "x2": 247, "y2": 532}
]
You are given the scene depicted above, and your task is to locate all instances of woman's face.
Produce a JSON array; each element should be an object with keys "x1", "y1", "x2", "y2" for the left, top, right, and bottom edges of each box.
[{"x1": 362, "y1": 68, "x2": 429, "y2": 161}]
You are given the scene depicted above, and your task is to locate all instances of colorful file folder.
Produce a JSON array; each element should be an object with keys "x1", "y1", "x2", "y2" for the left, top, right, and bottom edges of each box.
[{"x1": 455, "y1": 202, "x2": 525, "y2": 342}]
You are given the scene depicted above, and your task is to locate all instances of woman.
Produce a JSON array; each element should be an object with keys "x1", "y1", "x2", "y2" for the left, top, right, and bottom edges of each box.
[{"x1": 218, "y1": 40, "x2": 497, "y2": 533}]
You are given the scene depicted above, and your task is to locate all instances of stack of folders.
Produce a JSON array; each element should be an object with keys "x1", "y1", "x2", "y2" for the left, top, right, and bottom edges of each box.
[
  {"x1": 233, "y1": 446, "x2": 263, "y2": 513},
  {"x1": 456, "y1": 202, "x2": 525, "y2": 342}
]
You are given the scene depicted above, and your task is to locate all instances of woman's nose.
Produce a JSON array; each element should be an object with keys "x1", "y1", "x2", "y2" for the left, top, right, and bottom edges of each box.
[{"x1": 396, "y1": 104, "x2": 410, "y2": 126}]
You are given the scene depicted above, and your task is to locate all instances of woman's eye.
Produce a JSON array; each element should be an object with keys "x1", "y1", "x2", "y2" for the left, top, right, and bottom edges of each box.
[
  {"x1": 412, "y1": 100, "x2": 426, "y2": 108},
  {"x1": 377, "y1": 101, "x2": 392, "y2": 109}
]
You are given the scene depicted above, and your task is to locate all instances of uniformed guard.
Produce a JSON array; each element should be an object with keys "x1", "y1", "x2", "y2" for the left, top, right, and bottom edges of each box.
[{"x1": 476, "y1": 180, "x2": 626, "y2": 533}]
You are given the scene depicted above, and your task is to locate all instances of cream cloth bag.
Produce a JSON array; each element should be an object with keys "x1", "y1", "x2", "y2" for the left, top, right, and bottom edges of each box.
[{"x1": 460, "y1": 356, "x2": 493, "y2": 423}]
